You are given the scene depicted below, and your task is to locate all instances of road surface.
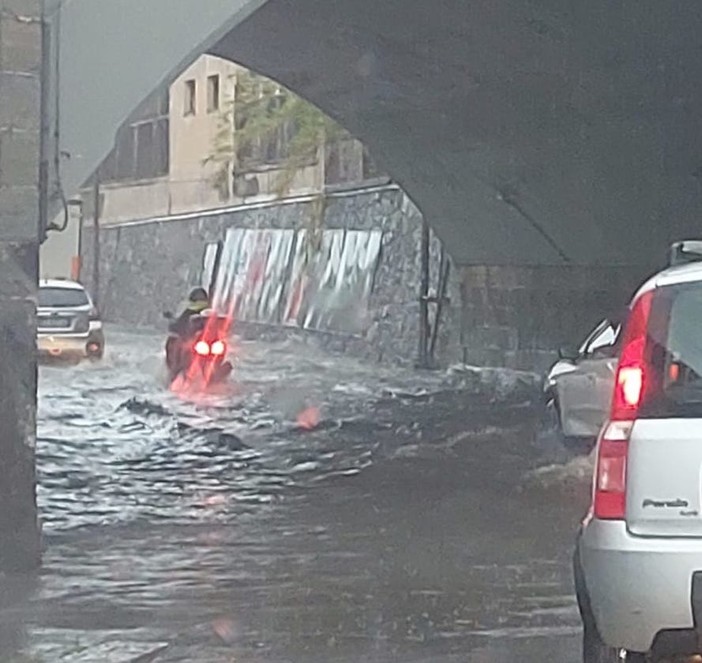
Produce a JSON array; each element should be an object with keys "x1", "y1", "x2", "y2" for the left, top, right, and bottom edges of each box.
[{"x1": 0, "y1": 328, "x2": 592, "y2": 662}]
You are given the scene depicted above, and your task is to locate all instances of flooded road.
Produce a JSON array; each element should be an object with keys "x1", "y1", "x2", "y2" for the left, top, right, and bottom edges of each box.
[{"x1": 1, "y1": 328, "x2": 591, "y2": 662}]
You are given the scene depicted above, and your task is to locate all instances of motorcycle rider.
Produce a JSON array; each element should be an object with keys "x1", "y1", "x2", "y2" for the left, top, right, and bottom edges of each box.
[
  {"x1": 171, "y1": 287, "x2": 210, "y2": 336},
  {"x1": 166, "y1": 287, "x2": 210, "y2": 378}
]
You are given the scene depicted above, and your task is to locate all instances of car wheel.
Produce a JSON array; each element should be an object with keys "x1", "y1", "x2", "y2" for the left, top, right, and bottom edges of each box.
[
  {"x1": 542, "y1": 394, "x2": 562, "y2": 430},
  {"x1": 575, "y1": 546, "x2": 639, "y2": 663},
  {"x1": 544, "y1": 397, "x2": 597, "y2": 455},
  {"x1": 575, "y1": 545, "x2": 617, "y2": 663},
  {"x1": 88, "y1": 347, "x2": 104, "y2": 361},
  {"x1": 583, "y1": 621, "x2": 621, "y2": 663}
]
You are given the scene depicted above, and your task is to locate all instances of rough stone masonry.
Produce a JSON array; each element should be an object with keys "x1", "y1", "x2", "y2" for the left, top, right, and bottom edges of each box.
[{"x1": 0, "y1": 0, "x2": 41, "y2": 571}]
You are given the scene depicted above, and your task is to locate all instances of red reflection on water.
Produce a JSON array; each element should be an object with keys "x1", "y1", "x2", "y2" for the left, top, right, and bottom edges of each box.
[
  {"x1": 297, "y1": 406, "x2": 321, "y2": 430},
  {"x1": 212, "y1": 617, "x2": 239, "y2": 644},
  {"x1": 203, "y1": 494, "x2": 227, "y2": 507}
]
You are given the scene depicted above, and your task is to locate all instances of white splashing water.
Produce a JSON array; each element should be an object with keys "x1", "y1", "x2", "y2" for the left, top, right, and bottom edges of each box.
[{"x1": 526, "y1": 449, "x2": 596, "y2": 490}]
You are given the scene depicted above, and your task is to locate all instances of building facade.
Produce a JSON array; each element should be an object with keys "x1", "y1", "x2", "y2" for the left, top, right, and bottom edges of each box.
[{"x1": 90, "y1": 55, "x2": 383, "y2": 229}]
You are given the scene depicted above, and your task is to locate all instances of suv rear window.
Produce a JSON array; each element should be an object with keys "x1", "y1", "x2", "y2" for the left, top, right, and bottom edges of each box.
[
  {"x1": 641, "y1": 283, "x2": 702, "y2": 418},
  {"x1": 38, "y1": 287, "x2": 89, "y2": 308}
]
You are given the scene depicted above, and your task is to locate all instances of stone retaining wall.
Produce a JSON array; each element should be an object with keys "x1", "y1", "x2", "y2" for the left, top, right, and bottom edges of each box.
[
  {"x1": 83, "y1": 187, "x2": 461, "y2": 367},
  {"x1": 83, "y1": 186, "x2": 647, "y2": 371}
]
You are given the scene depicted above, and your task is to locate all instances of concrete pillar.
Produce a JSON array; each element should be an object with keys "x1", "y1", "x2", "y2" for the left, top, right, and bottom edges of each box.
[{"x1": 0, "y1": 0, "x2": 42, "y2": 571}]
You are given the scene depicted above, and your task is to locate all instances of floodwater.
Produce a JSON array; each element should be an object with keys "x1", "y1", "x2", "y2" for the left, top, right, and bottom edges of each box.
[{"x1": 0, "y1": 328, "x2": 592, "y2": 662}]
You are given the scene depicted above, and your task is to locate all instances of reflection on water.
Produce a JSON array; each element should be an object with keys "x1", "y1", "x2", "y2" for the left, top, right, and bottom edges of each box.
[{"x1": 2, "y1": 328, "x2": 588, "y2": 661}]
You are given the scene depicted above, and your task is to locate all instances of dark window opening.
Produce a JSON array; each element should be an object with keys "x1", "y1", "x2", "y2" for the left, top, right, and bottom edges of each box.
[
  {"x1": 362, "y1": 147, "x2": 383, "y2": 181},
  {"x1": 207, "y1": 75, "x2": 220, "y2": 113},
  {"x1": 184, "y1": 79, "x2": 196, "y2": 116},
  {"x1": 325, "y1": 140, "x2": 361, "y2": 186},
  {"x1": 135, "y1": 123, "x2": 154, "y2": 180}
]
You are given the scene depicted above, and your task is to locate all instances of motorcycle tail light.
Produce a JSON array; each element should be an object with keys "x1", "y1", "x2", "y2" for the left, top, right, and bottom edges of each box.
[
  {"x1": 194, "y1": 340, "x2": 210, "y2": 356},
  {"x1": 210, "y1": 340, "x2": 226, "y2": 356}
]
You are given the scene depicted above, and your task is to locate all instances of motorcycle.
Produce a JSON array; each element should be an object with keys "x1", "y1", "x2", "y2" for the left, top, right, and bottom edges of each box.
[{"x1": 164, "y1": 310, "x2": 233, "y2": 387}]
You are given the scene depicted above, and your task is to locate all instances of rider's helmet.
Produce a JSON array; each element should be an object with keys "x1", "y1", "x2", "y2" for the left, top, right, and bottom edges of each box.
[{"x1": 189, "y1": 287, "x2": 209, "y2": 304}]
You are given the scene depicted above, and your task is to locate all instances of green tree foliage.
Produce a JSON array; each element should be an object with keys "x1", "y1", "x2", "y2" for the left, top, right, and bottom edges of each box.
[{"x1": 206, "y1": 70, "x2": 347, "y2": 199}]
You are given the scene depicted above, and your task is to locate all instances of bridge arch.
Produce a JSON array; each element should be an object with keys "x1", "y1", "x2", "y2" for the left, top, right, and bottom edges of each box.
[{"x1": 56, "y1": 0, "x2": 702, "y2": 268}]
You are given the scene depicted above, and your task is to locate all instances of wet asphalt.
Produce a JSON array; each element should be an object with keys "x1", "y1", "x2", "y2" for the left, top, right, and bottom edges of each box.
[{"x1": 0, "y1": 328, "x2": 592, "y2": 662}]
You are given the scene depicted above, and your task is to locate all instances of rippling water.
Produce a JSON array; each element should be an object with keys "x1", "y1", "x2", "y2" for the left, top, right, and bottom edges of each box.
[
  {"x1": 37, "y1": 328, "x2": 546, "y2": 534},
  {"x1": 3, "y1": 327, "x2": 591, "y2": 661},
  {"x1": 36, "y1": 330, "x2": 393, "y2": 531}
]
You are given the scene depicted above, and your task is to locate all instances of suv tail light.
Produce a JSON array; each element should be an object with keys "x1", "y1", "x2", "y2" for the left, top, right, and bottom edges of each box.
[
  {"x1": 593, "y1": 290, "x2": 654, "y2": 520},
  {"x1": 611, "y1": 290, "x2": 653, "y2": 422}
]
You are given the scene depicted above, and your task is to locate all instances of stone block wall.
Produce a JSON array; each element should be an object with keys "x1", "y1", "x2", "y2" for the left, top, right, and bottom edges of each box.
[
  {"x1": 84, "y1": 185, "x2": 650, "y2": 372},
  {"x1": 83, "y1": 187, "x2": 461, "y2": 367}
]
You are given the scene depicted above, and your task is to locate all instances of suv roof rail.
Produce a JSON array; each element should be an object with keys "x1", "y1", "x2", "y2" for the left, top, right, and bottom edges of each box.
[{"x1": 669, "y1": 240, "x2": 702, "y2": 266}]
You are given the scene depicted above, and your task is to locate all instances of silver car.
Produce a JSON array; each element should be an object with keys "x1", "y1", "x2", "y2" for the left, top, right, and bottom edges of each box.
[
  {"x1": 575, "y1": 257, "x2": 702, "y2": 662},
  {"x1": 544, "y1": 319, "x2": 622, "y2": 448},
  {"x1": 37, "y1": 279, "x2": 105, "y2": 360}
]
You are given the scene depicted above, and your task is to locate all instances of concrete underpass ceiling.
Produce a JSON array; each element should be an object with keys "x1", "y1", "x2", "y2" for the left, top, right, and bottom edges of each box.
[
  {"x1": 55, "y1": 0, "x2": 702, "y2": 267},
  {"x1": 210, "y1": 0, "x2": 702, "y2": 267}
]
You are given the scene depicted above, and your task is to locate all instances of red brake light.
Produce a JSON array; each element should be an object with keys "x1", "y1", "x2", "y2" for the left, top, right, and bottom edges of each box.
[
  {"x1": 593, "y1": 421, "x2": 632, "y2": 520},
  {"x1": 593, "y1": 290, "x2": 654, "y2": 520},
  {"x1": 611, "y1": 290, "x2": 653, "y2": 421},
  {"x1": 617, "y1": 366, "x2": 644, "y2": 408},
  {"x1": 194, "y1": 340, "x2": 210, "y2": 356},
  {"x1": 210, "y1": 340, "x2": 226, "y2": 356}
]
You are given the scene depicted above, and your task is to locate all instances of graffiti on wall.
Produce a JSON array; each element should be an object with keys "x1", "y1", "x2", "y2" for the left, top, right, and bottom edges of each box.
[{"x1": 202, "y1": 228, "x2": 382, "y2": 335}]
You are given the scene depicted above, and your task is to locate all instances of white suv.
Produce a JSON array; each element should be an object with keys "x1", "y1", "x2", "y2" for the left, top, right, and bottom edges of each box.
[
  {"x1": 575, "y1": 245, "x2": 702, "y2": 662},
  {"x1": 37, "y1": 279, "x2": 105, "y2": 360}
]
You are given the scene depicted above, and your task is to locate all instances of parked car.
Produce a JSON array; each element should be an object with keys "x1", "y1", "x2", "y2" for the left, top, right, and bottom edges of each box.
[
  {"x1": 543, "y1": 318, "x2": 622, "y2": 450},
  {"x1": 575, "y1": 242, "x2": 702, "y2": 662},
  {"x1": 37, "y1": 279, "x2": 104, "y2": 361}
]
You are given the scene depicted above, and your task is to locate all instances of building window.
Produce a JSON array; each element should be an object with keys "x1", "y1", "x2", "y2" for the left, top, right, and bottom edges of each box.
[
  {"x1": 95, "y1": 88, "x2": 169, "y2": 184},
  {"x1": 114, "y1": 126, "x2": 136, "y2": 179},
  {"x1": 207, "y1": 74, "x2": 220, "y2": 113},
  {"x1": 324, "y1": 139, "x2": 362, "y2": 187},
  {"x1": 155, "y1": 118, "x2": 170, "y2": 176},
  {"x1": 156, "y1": 88, "x2": 169, "y2": 117},
  {"x1": 362, "y1": 146, "x2": 383, "y2": 181},
  {"x1": 184, "y1": 79, "x2": 196, "y2": 116},
  {"x1": 135, "y1": 123, "x2": 155, "y2": 179}
]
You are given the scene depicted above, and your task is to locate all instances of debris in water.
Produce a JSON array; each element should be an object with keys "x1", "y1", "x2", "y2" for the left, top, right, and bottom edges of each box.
[
  {"x1": 297, "y1": 406, "x2": 321, "y2": 430},
  {"x1": 118, "y1": 397, "x2": 170, "y2": 417}
]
